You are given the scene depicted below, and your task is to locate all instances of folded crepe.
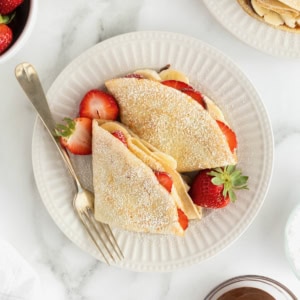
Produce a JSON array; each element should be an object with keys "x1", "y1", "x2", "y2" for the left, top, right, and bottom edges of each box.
[
  {"x1": 92, "y1": 120, "x2": 200, "y2": 236},
  {"x1": 105, "y1": 78, "x2": 237, "y2": 172},
  {"x1": 279, "y1": 0, "x2": 300, "y2": 11},
  {"x1": 237, "y1": 0, "x2": 300, "y2": 31}
]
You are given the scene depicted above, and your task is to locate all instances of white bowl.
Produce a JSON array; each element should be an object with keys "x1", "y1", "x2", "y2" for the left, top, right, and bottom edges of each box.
[
  {"x1": 285, "y1": 203, "x2": 300, "y2": 280},
  {"x1": 0, "y1": 0, "x2": 37, "y2": 63}
]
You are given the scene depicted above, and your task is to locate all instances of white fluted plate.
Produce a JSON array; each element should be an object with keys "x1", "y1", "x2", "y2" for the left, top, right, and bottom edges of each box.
[
  {"x1": 32, "y1": 31, "x2": 273, "y2": 272},
  {"x1": 203, "y1": 0, "x2": 300, "y2": 58}
]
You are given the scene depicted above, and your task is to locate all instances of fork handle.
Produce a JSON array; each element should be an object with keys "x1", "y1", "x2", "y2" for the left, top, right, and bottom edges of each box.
[{"x1": 15, "y1": 62, "x2": 81, "y2": 188}]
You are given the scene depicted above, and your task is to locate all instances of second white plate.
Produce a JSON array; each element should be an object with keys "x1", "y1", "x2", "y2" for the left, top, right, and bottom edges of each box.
[
  {"x1": 32, "y1": 31, "x2": 274, "y2": 271},
  {"x1": 203, "y1": 0, "x2": 300, "y2": 58}
]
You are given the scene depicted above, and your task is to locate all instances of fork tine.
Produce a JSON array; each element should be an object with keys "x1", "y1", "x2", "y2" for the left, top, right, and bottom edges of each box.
[
  {"x1": 79, "y1": 211, "x2": 111, "y2": 265},
  {"x1": 101, "y1": 222, "x2": 124, "y2": 260},
  {"x1": 84, "y1": 210, "x2": 118, "y2": 263},
  {"x1": 86, "y1": 208, "x2": 124, "y2": 261}
]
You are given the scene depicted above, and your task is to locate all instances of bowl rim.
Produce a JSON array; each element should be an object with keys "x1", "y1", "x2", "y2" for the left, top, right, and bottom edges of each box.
[
  {"x1": 204, "y1": 274, "x2": 297, "y2": 299},
  {"x1": 0, "y1": 0, "x2": 38, "y2": 63}
]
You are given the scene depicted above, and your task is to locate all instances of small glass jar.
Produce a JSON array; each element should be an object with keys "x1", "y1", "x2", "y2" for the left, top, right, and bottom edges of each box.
[{"x1": 204, "y1": 275, "x2": 297, "y2": 300}]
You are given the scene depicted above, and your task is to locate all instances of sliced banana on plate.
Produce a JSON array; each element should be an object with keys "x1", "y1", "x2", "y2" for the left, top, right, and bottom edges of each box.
[
  {"x1": 204, "y1": 96, "x2": 226, "y2": 123},
  {"x1": 134, "y1": 69, "x2": 161, "y2": 81},
  {"x1": 159, "y1": 69, "x2": 190, "y2": 84}
]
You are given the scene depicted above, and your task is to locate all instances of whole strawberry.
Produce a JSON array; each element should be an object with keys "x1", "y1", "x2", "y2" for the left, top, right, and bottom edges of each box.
[
  {"x1": 0, "y1": 23, "x2": 12, "y2": 54},
  {"x1": 189, "y1": 165, "x2": 248, "y2": 209},
  {"x1": 0, "y1": 0, "x2": 24, "y2": 15}
]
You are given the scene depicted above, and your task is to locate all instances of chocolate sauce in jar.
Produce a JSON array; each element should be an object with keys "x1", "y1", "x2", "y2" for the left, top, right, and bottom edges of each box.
[{"x1": 217, "y1": 287, "x2": 275, "y2": 300}]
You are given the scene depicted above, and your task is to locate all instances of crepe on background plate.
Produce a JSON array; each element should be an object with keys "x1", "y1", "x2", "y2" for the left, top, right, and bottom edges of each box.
[
  {"x1": 237, "y1": 0, "x2": 300, "y2": 32},
  {"x1": 92, "y1": 120, "x2": 200, "y2": 236}
]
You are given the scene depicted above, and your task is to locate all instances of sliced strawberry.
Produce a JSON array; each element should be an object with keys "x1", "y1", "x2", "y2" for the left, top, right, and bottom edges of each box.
[
  {"x1": 161, "y1": 80, "x2": 192, "y2": 91},
  {"x1": 177, "y1": 208, "x2": 188, "y2": 230},
  {"x1": 216, "y1": 120, "x2": 237, "y2": 153},
  {"x1": 55, "y1": 117, "x2": 92, "y2": 155},
  {"x1": 79, "y1": 89, "x2": 119, "y2": 120},
  {"x1": 154, "y1": 171, "x2": 173, "y2": 193},
  {"x1": 182, "y1": 89, "x2": 206, "y2": 108},
  {"x1": 111, "y1": 130, "x2": 128, "y2": 147},
  {"x1": 124, "y1": 74, "x2": 143, "y2": 79},
  {"x1": 161, "y1": 80, "x2": 206, "y2": 109}
]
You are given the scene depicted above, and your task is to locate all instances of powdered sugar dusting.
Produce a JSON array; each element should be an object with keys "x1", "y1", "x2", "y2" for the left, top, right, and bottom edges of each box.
[
  {"x1": 92, "y1": 122, "x2": 181, "y2": 235},
  {"x1": 105, "y1": 78, "x2": 237, "y2": 172}
]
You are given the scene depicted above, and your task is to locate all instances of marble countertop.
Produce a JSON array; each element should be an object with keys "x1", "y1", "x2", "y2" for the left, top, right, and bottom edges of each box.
[{"x1": 1, "y1": 0, "x2": 300, "y2": 298}]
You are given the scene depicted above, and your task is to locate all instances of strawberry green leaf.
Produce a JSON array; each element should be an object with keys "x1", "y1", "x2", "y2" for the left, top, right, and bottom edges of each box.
[
  {"x1": 55, "y1": 118, "x2": 76, "y2": 138},
  {"x1": 0, "y1": 12, "x2": 15, "y2": 24},
  {"x1": 208, "y1": 172, "x2": 221, "y2": 180},
  {"x1": 233, "y1": 176, "x2": 249, "y2": 188},
  {"x1": 211, "y1": 176, "x2": 224, "y2": 186},
  {"x1": 208, "y1": 165, "x2": 248, "y2": 203},
  {"x1": 226, "y1": 165, "x2": 235, "y2": 174},
  {"x1": 228, "y1": 190, "x2": 236, "y2": 202}
]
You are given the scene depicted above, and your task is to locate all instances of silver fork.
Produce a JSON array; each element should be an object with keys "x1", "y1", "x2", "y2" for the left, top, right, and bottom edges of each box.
[{"x1": 15, "y1": 62, "x2": 124, "y2": 265}]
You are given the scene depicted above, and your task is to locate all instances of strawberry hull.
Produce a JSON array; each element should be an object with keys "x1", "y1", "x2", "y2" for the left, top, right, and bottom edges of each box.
[{"x1": 56, "y1": 117, "x2": 92, "y2": 155}]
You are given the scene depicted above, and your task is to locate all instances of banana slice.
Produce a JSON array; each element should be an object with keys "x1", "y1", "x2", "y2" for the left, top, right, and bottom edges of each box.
[
  {"x1": 264, "y1": 10, "x2": 284, "y2": 26},
  {"x1": 134, "y1": 69, "x2": 161, "y2": 81},
  {"x1": 159, "y1": 69, "x2": 190, "y2": 84},
  {"x1": 281, "y1": 12, "x2": 297, "y2": 28},
  {"x1": 279, "y1": 0, "x2": 300, "y2": 11},
  {"x1": 252, "y1": 0, "x2": 285, "y2": 26},
  {"x1": 204, "y1": 95, "x2": 226, "y2": 123},
  {"x1": 252, "y1": 0, "x2": 269, "y2": 16},
  {"x1": 138, "y1": 139, "x2": 178, "y2": 170}
]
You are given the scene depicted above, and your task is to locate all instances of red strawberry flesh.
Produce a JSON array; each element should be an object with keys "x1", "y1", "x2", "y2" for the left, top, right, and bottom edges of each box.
[
  {"x1": 182, "y1": 89, "x2": 206, "y2": 108},
  {"x1": 161, "y1": 80, "x2": 206, "y2": 109},
  {"x1": 177, "y1": 208, "x2": 188, "y2": 230},
  {"x1": 56, "y1": 117, "x2": 92, "y2": 155},
  {"x1": 154, "y1": 171, "x2": 173, "y2": 193},
  {"x1": 79, "y1": 89, "x2": 119, "y2": 120},
  {"x1": 216, "y1": 120, "x2": 237, "y2": 153},
  {"x1": 111, "y1": 130, "x2": 128, "y2": 147},
  {"x1": 161, "y1": 80, "x2": 192, "y2": 91}
]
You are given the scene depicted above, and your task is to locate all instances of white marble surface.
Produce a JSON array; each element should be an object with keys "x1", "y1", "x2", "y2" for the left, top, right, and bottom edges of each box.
[{"x1": 1, "y1": 0, "x2": 300, "y2": 298}]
